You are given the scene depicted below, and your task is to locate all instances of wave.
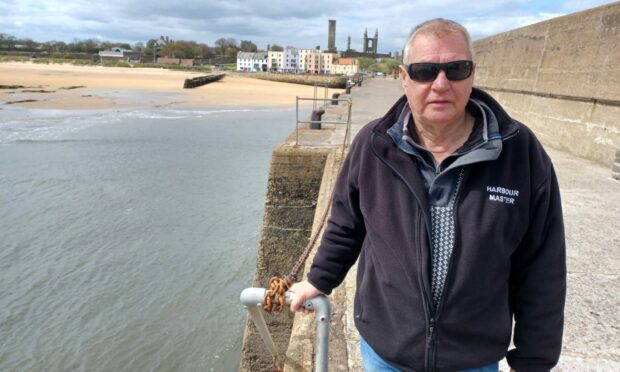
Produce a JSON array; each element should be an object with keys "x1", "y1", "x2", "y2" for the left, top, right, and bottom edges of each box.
[
  {"x1": 0, "y1": 106, "x2": 294, "y2": 144},
  {"x1": 120, "y1": 107, "x2": 293, "y2": 120},
  {"x1": 11, "y1": 139, "x2": 84, "y2": 144}
]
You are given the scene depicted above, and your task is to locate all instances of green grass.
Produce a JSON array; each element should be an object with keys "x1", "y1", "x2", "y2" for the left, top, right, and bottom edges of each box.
[
  {"x1": 358, "y1": 58, "x2": 401, "y2": 74},
  {"x1": 214, "y1": 63, "x2": 236, "y2": 71},
  {"x1": 0, "y1": 56, "x2": 31, "y2": 62}
]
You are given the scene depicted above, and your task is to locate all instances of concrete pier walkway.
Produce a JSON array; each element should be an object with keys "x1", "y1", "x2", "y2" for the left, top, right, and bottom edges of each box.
[{"x1": 295, "y1": 77, "x2": 619, "y2": 371}]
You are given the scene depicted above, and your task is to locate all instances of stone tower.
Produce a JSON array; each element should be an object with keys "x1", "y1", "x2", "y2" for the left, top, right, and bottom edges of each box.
[
  {"x1": 363, "y1": 28, "x2": 378, "y2": 56},
  {"x1": 328, "y1": 20, "x2": 337, "y2": 52}
]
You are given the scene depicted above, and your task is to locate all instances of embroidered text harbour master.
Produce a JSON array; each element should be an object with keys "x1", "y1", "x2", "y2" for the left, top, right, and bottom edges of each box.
[{"x1": 487, "y1": 186, "x2": 519, "y2": 205}]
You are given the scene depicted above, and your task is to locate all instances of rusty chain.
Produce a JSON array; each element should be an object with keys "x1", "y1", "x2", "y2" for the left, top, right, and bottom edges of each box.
[
  {"x1": 261, "y1": 99, "x2": 351, "y2": 372},
  {"x1": 263, "y1": 130, "x2": 347, "y2": 313}
]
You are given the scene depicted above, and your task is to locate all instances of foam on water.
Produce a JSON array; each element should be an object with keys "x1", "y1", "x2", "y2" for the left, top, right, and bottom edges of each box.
[{"x1": 0, "y1": 106, "x2": 294, "y2": 144}]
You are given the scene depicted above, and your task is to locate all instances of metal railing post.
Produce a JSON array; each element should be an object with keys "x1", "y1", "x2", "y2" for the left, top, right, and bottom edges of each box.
[
  {"x1": 240, "y1": 288, "x2": 332, "y2": 372},
  {"x1": 294, "y1": 97, "x2": 353, "y2": 147},
  {"x1": 296, "y1": 96, "x2": 299, "y2": 147},
  {"x1": 347, "y1": 98, "x2": 353, "y2": 147}
]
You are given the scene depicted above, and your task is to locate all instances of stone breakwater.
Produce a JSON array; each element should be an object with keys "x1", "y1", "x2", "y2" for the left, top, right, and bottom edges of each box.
[
  {"x1": 239, "y1": 72, "x2": 348, "y2": 88},
  {"x1": 473, "y1": 1, "x2": 620, "y2": 170}
]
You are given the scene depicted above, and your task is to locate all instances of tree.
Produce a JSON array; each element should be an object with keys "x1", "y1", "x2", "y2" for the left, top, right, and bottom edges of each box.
[
  {"x1": 133, "y1": 42, "x2": 144, "y2": 52},
  {"x1": 116, "y1": 43, "x2": 131, "y2": 50},
  {"x1": 43, "y1": 40, "x2": 67, "y2": 54},
  {"x1": 144, "y1": 39, "x2": 158, "y2": 54},
  {"x1": 99, "y1": 41, "x2": 114, "y2": 51},
  {"x1": 3, "y1": 35, "x2": 17, "y2": 49},
  {"x1": 269, "y1": 44, "x2": 283, "y2": 52},
  {"x1": 160, "y1": 40, "x2": 203, "y2": 59},
  {"x1": 240, "y1": 40, "x2": 257, "y2": 52},
  {"x1": 67, "y1": 38, "x2": 98, "y2": 53},
  {"x1": 214, "y1": 37, "x2": 237, "y2": 56},
  {"x1": 19, "y1": 38, "x2": 38, "y2": 51},
  {"x1": 198, "y1": 43, "x2": 214, "y2": 58}
]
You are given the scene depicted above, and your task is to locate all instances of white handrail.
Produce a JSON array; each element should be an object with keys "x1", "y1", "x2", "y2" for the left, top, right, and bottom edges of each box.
[{"x1": 240, "y1": 288, "x2": 331, "y2": 372}]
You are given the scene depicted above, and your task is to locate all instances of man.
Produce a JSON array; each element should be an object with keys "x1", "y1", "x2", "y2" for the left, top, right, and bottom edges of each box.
[{"x1": 290, "y1": 18, "x2": 566, "y2": 372}]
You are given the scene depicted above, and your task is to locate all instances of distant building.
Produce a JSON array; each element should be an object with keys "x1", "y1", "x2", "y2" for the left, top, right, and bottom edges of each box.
[
  {"x1": 282, "y1": 47, "x2": 299, "y2": 73},
  {"x1": 327, "y1": 20, "x2": 337, "y2": 52},
  {"x1": 299, "y1": 48, "x2": 321, "y2": 74},
  {"x1": 341, "y1": 27, "x2": 391, "y2": 59},
  {"x1": 293, "y1": 49, "x2": 338, "y2": 74},
  {"x1": 98, "y1": 48, "x2": 141, "y2": 62},
  {"x1": 155, "y1": 36, "x2": 170, "y2": 50},
  {"x1": 298, "y1": 49, "x2": 313, "y2": 73},
  {"x1": 236, "y1": 51, "x2": 268, "y2": 72},
  {"x1": 268, "y1": 50, "x2": 283, "y2": 72},
  {"x1": 332, "y1": 58, "x2": 360, "y2": 75}
]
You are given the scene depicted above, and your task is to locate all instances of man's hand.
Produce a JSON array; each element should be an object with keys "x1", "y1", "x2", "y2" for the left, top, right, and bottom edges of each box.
[{"x1": 289, "y1": 280, "x2": 324, "y2": 314}]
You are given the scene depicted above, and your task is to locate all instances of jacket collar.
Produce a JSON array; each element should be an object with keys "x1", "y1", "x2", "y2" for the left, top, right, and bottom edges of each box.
[
  {"x1": 368, "y1": 87, "x2": 520, "y2": 219},
  {"x1": 372, "y1": 87, "x2": 519, "y2": 140}
]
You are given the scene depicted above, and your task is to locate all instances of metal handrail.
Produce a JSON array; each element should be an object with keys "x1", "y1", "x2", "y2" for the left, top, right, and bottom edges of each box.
[
  {"x1": 240, "y1": 288, "x2": 332, "y2": 372},
  {"x1": 313, "y1": 83, "x2": 329, "y2": 111},
  {"x1": 295, "y1": 96, "x2": 353, "y2": 147}
]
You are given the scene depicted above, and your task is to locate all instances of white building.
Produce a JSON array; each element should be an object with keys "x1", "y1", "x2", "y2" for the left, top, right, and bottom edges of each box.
[
  {"x1": 321, "y1": 53, "x2": 337, "y2": 74},
  {"x1": 98, "y1": 48, "x2": 141, "y2": 62},
  {"x1": 282, "y1": 47, "x2": 299, "y2": 73},
  {"x1": 332, "y1": 58, "x2": 360, "y2": 75},
  {"x1": 236, "y1": 51, "x2": 268, "y2": 72},
  {"x1": 98, "y1": 48, "x2": 132, "y2": 59},
  {"x1": 268, "y1": 51, "x2": 283, "y2": 72}
]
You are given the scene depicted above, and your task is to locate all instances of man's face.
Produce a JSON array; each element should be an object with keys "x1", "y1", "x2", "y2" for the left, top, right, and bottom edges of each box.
[{"x1": 399, "y1": 32, "x2": 474, "y2": 127}]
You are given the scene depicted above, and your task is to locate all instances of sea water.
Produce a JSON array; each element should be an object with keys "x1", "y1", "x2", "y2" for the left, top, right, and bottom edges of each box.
[{"x1": 0, "y1": 106, "x2": 300, "y2": 371}]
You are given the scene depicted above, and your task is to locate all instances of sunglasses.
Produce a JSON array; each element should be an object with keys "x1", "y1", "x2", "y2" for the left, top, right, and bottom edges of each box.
[{"x1": 405, "y1": 60, "x2": 473, "y2": 82}]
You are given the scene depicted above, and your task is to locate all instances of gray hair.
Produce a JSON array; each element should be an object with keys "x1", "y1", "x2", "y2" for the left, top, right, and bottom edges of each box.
[{"x1": 402, "y1": 18, "x2": 475, "y2": 64}]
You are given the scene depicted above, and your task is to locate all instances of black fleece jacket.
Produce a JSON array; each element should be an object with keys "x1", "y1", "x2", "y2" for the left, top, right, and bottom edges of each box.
[{"x1": 307, "y1": 88, "x2": 566, "y2": 372}]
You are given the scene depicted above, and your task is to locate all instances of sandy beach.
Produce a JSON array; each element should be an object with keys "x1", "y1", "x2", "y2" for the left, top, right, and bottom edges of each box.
[{"x1": 0, "y1": 62, "x2": 336, "y2": 110}]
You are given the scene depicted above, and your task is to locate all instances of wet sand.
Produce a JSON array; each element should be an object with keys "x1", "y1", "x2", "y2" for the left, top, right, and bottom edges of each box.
[{"x1": 0, "y1": 62, "x2": 334, "y2": 110}]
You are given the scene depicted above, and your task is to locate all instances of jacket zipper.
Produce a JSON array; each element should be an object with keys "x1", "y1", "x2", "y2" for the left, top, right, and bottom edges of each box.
[
  {"x1": 427, "y1": 316, "x2": 436, "y2": 372},
  {"x1": 372, "y1": 133, "x2": 437, "y2": 371},
  {"x1": 416, "y1": 210, "x2": 435, "y2": 372}
]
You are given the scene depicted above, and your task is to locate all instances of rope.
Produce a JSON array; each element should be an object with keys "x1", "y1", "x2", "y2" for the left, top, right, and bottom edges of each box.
[
  {"x1": 264, "y1": 101, "x2": 351, "y2": 314},
  {"x1": 260, "y1": 99, "x2": 351, "y2": 372},
  {"x1": 263, "y1": 276, "x2": 292, "y2": 313},
  {"x1": 286, "y1": 105, "x2": 350, "y2": 283}
]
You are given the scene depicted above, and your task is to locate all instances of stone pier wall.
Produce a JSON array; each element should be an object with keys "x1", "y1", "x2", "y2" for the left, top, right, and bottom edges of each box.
[
  {"x1": 239, "y1": 140, "x2": 330, "y2": 371},
  {"x1": 474, "y1": 2, "x2": 620, "y2": 169}
]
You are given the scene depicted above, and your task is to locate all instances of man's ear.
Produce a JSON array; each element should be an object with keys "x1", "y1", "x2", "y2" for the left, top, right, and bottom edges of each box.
[{"x1": 399, "y1": 65, "x2": 408, "y2": 86}]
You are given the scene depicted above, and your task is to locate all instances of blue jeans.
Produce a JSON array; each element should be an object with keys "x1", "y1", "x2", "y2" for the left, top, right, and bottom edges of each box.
[{"x1": 360, "y1": 337, "x2": 499, "y2": 372}]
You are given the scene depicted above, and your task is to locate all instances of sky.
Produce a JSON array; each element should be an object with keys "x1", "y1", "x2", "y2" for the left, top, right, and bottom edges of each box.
[{"x1": 1, "y1": 0, "x2": 616, "y2": 53}]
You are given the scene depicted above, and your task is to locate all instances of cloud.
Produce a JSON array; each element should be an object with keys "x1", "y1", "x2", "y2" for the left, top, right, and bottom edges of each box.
[
  {"x1": 463, "y1": 13, "x2": 565, "y2": 40},
  {"x1": 0, "y1": 0, "x2": 615, "y2": 52}
]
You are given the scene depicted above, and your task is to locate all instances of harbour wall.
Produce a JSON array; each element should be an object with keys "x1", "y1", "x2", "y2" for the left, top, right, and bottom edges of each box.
[
  {"x1": 239, "y1": 138, "x2": 331, "y2": 371},
  {"x1": 239, "y1": 72, "x2": 348, "y2": 88},
  {"x1": 473, "y1": 2, "x2": 620, "y2": 169}
]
